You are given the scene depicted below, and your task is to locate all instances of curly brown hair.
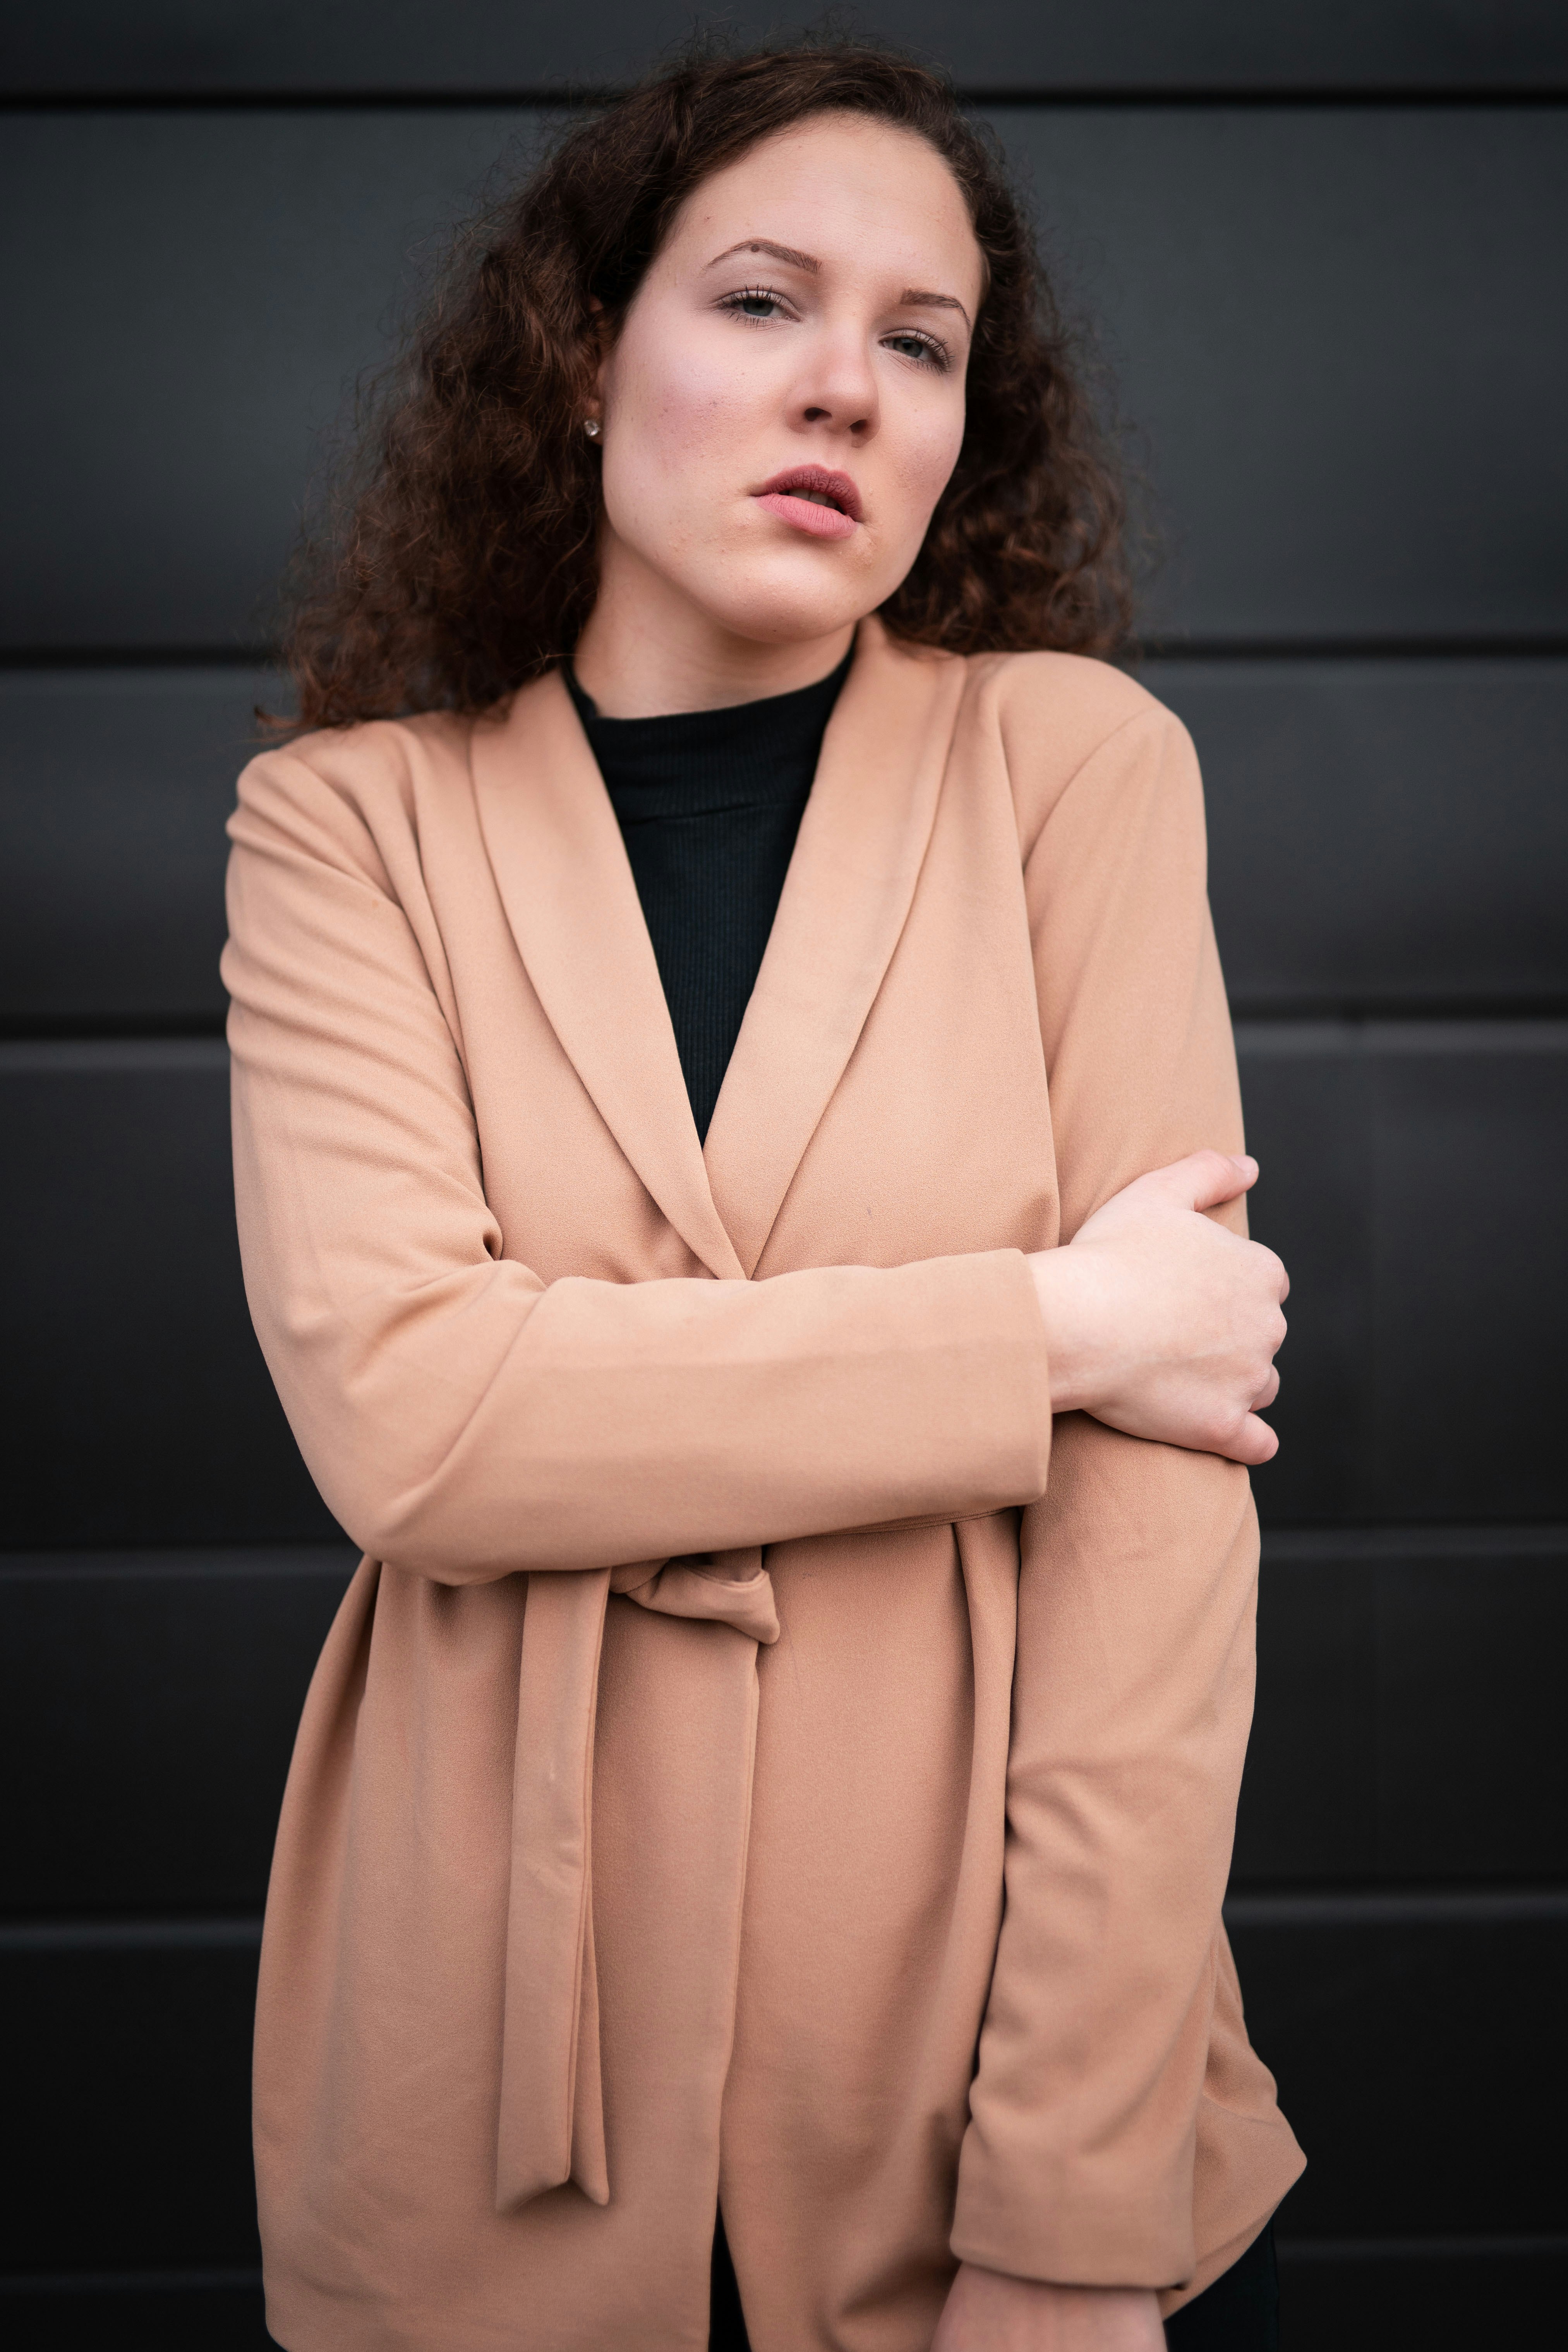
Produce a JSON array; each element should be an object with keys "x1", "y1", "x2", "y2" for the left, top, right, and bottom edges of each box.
[{"x1": 278, "y1": 39, "x2": 1130, "y2": 728}]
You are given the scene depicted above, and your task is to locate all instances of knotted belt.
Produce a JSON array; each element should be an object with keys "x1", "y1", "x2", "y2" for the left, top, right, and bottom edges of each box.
[{"x1": 494, "y1": 1549, "x2": 780, "y2": 2211}]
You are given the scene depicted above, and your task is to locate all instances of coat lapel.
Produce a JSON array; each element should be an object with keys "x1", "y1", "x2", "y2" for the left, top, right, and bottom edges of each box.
[
  {"x1": 703, "y1": 621, "x2": 968, "y2": 1275},
  {"x1": 471, "y1": 671, "x2": 745, "y2": 1282}
]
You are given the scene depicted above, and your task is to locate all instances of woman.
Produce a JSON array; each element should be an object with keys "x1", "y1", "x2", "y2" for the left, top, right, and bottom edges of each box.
[{"x1": 226, "y1": 42, "x2": 1303, "y2": 2352}]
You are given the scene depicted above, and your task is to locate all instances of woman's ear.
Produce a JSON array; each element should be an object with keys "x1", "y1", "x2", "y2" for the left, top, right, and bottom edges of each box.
[{"x1": 586, "y1": 296, "x2": 612, "y2": 424}]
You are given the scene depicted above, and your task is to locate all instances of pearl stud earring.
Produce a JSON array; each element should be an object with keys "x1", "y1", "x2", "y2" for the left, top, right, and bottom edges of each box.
[{"x1": 584, "y1": 417, "x2": 601, "y2": 439}]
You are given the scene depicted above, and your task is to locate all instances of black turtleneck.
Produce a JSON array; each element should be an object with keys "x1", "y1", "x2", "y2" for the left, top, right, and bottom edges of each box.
[{"x1": 565, "y1": 654, "x2": 851, "y2": 1142}]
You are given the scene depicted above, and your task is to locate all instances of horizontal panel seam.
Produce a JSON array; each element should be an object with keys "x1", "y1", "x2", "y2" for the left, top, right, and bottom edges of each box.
[
  {"x1": 0, "y1": 1530, "x2": 1559, "y2": 1579},
  {"x1": 1259, "y1": 1524, "x2": 1568, "y2": 1560},
  {"x1": 8, "y1": 640, "x2": 1568, "y2": 672},
  {"x1": 1225, "y1": 1890, "x2": 1568, "y2": 1927},
  {"x1": 0, "y1": 1546, "x2": 358, "y2": 1580},
  {"x1": 2, "y1": 90, "x2": 1567, "y2": 113},
  {"x1": 0, "y1": 2268, "x2": 264, "y2": 2294},
  {"x1": 9, "y1": 1891, "x2": 1568, "y2": 1950},
  {"x1": 0, "y1": 1038, "x2": 230, "y2": 1072},
  {"x1": 1234, "y1": 1017, "x2": 1568, "y2": 1053},
  {"x1": 0, "y1": 1918, "x2": 265, "y2": 1951},
  {"x1": 6, "y1": 1022, "x2": 1568, "y2": 1069},
  {"x1": 1275, "y1": 2235, "x2": 1568, "y2": 2261}
]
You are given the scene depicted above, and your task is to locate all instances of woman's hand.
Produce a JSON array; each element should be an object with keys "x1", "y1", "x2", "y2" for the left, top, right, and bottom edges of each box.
[
  {"x1": 933, "y1": 2262, "x2": 1165, "y2": 2350},
  {"x1": 1029, "y1": 1150, "x2": 1288, "y2": 1466}
]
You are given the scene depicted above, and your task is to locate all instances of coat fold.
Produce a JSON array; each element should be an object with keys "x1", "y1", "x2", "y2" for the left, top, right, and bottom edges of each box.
[{"x1": 498, "y1": 1556, "x2": 783, "y2": 2213}]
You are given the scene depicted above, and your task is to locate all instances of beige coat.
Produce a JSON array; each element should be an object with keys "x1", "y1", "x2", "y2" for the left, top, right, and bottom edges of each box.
[{"x1": 225, "y1": 619, "x2": 1303, "y2": 2352}]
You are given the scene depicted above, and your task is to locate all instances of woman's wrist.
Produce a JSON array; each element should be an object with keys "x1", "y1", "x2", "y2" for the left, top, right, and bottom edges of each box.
[
  {"x1": 935, "y1": 2260, "x2": 1165, "y2": 2350},
  {"x1": 1028, "y1": 1245, "x2": 1103, "y2": 1419}
]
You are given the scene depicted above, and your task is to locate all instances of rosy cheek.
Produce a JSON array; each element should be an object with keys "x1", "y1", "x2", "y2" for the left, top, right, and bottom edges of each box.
[
  {"x1": 896, "y1": 412, "x2": 967, "y2": 524},
  {"x1": 636, "y1": 343, "x2": 755, "y2": 472}
]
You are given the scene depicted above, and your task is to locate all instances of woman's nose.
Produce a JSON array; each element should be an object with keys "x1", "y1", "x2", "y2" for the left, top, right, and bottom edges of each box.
[{"x1": 792, "y1": 328, "x2": 878, "y2": 438}]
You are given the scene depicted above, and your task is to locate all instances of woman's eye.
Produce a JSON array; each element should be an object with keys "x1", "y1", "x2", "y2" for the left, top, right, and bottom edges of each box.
[
  {"x1": 885, "y1": 331, "x2": 945, "y2": 367},
  {"x1": 723, "y1": 288, "x2": 786, "y2": 323}
]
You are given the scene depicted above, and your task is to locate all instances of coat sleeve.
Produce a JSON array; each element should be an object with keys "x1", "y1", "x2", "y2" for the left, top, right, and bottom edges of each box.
[
  {"x1": 951, "y1": 695, "x2": 1260, "y2": 2290},
  {"x1": 222, "y1": 743, "x2": 1051, "y2": 1583}
]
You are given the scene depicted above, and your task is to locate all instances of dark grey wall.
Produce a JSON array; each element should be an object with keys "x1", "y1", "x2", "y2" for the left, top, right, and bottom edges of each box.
[
  {"x1": 5, "y1": 3, "x2": 1568, "y2": 94},
  {"x1": 7, "y1": 107, "x2": 1567, "y2": 650},
  {"x1": 2, "y1": 8, "x2": 1564, "y2": 2347}
]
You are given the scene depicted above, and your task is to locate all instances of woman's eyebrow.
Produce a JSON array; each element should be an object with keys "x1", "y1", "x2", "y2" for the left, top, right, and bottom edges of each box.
[
  {"x1": 705, "y1": 238, "x2": 820, "y2": 273},
  {"x1": 902, "y1": 289, "x2": 971, "y2": 329}
]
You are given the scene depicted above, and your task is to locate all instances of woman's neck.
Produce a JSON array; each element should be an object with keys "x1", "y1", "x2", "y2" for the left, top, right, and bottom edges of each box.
[{"x1": 572, "y1": 546, "x2": 856, "y2": 719}]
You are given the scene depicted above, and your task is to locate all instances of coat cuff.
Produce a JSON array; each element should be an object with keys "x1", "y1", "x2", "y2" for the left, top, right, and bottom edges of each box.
[{"x1": 950, "y1": 2148, "x2": 1197, "y2": 2292}]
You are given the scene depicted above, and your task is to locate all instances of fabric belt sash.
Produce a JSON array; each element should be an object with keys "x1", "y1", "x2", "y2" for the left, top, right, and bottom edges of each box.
[{"x1": 495, "y1": 1551, "x2": 781, "y2": 2211}]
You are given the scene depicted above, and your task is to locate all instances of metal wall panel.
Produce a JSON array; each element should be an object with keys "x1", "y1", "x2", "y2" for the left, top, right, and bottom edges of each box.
[
  {"x1": 3, "y1": 8, "x2": 1563, "y2": 2330},
  {"x1": 0, "y1": 2276, "x2": 270, "y2": 2352},
  {"x1": 0, "y1": 110, "x2": 520, "y2": 652},
  {"x1": 6, "y1": 660, "x2": 1566, "y2": 1031},
  {"x1": 4, "y1": 1036, "x2": 1563, "y2": 1543},
  {"x1": 0, "y1": 1554, "x2": 352, "y2": 1917},
  {"x1": 1151, "y1": 657, "x2": 1568, "y2": 1016},
  {"x1": 0, "y1": 1044, "x2": 339, "y2": 1548},
  {"x1": 1233, "y1": 1532, "x2": 1568, "y2": 1888},
  {"x1": 1276, "y1": 2246, "x2": 1565, "y2": 2350},
  {"x1": 5, "y1": 2, "x2": 1567, "y2": 96},
  {"x1": 0, "y1": 1931, "x2": 262, "y2": 2274},
  {"x1": 995, "y1": 105, "x2": 1568, "y2": 642},
  {"x1": 4, "y1": 107, "x2": 1564, "y2": 648},
  {"x1": 5, "y1": 1905, "x2": 1560, "y2": 2275},
  {"x1": 1227, "y1": 1897, "x2": 1568, "y2": 2237},
  {"x1": 0, "y1": 671, "x2": 273, "y2": 1032},
  {"x1": 1239, "y1": 1023, "x2": 1568, "y2": 1525},
  {"x1": 2, "y1": 1536, "x2": 1556, "y2": 1922}
]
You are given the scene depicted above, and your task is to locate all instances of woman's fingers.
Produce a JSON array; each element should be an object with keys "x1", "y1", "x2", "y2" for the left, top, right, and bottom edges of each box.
[
  {"x1": 1253, "y1": 1242, "x2": 1289, "y2": 1303},
  {"x1": 1146, "y1": 1147, "x2": 1259, "y2": 1214},
  {"x1": 1209, "y1": 1407, "x2": 1280, "y2": 1466},
  {"x1": 1221, "y1": 1370, "x2": 1282, "y2": 1464},
  {"x1": 1229, "y1": 1412, "x2": 1280, "y2": 1466}
]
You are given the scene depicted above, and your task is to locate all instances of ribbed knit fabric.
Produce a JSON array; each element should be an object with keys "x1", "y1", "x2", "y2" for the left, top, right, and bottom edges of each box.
[{"x1": 566, "y1": 653, "x2": 851, "y2": 1142}]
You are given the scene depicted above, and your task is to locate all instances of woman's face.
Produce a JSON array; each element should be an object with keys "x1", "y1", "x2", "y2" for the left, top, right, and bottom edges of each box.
[{"x1": 592, "y1": 114, "x2": 984, "y2": 653}]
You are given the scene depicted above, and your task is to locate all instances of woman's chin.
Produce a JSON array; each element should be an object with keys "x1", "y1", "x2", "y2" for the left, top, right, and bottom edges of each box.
[{"x1": 693, "y1": 568, "x2": 883, "y2": 650}]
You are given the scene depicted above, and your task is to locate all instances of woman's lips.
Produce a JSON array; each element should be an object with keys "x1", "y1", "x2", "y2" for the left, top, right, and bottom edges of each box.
[
  {"x1": 752, "y1": 466, "x2": 863, "y2": 542},
  {"x1": 754, "y1": 492, "x2": 858, "y2": 540}
]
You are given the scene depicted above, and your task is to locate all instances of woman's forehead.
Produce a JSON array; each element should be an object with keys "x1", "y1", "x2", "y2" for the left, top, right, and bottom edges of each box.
[{"x1": 663, "y1": 116, "x2": 982, "y2": 296}]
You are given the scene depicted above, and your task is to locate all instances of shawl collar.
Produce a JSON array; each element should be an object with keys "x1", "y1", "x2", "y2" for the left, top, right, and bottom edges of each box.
[
  {"x1": 703, "y1": 622, "x2": 967, "y2": 1274},
  {"x1": 470, "y1": 671, "x2": 745, "y2": 1282},
  {"x1": 471, "y1": 620, "x2": 965, "y2": 1283}
]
